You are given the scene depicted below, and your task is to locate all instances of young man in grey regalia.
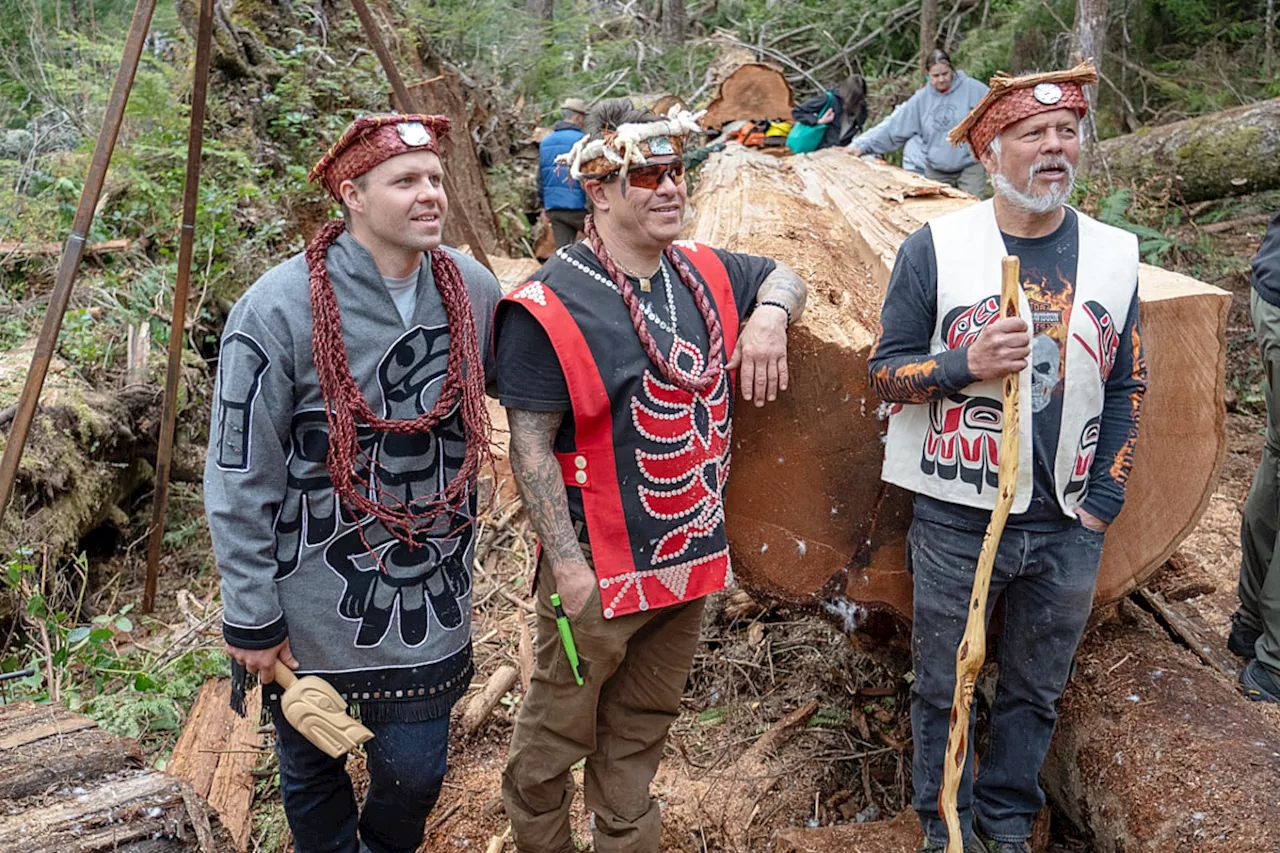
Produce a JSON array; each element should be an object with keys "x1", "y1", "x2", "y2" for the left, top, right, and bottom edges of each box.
[{"x1": 204, "y1": 113, "x2": 501, "y2": 853}]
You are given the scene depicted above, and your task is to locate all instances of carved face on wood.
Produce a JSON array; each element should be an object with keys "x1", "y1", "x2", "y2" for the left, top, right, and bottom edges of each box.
[{"x1": 281, "y1": 674, "x2": 374, "y2": 759}]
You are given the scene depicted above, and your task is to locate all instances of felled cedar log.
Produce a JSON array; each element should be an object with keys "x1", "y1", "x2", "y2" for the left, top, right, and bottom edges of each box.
[
  {"x1": 1095, "y1": 97, "x2": 1280, "y2": 202},
  {"x1": 405, "y1": 73, "x2": 503, "y2": 253},
  {"x1": 1043, "y1": 600, "x2": 1280, "y2": 851},
  {"x1": 682, "y1": 145, "x2": 1229, "y2": 634},
  {"x1": 0, "y1": 701, "x2": 228, "y2": 851},
  {"x1": 700, "y1": 62, "x2": 794, "y2": 130},
  {"x1": 169, "y1": 679, "x2": 264, "y2": 852}
]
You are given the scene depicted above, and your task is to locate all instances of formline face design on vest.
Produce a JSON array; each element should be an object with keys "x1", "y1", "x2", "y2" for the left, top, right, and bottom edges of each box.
[
  {"x1": 919, "y1": 296, "x2": 1006, "y2": 489},
  {"x1": 500, "y1": 242, "x2": 742, "y2": 618},
  {"x1": 882, "y1": 200, "x2": 1138, "y2": 517}
]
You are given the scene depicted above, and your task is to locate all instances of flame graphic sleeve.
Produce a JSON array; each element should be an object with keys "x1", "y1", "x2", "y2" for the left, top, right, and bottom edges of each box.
[
  {"x1": 1080, "y1": 289, "x2": 1147, "y2": 524},
  {"x1": 868, "y1": 228, "x2": 977, "y2": 404}
]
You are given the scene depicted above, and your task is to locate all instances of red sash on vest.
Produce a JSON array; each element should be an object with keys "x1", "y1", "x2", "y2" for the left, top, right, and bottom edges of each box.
[{"x1": 503, "y1": 242, "x2": 740, "y2": 617}]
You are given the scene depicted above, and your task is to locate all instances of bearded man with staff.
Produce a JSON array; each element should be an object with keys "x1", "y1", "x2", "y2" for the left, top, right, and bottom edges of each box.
[{"x1": 867, "y1": 62, "x2": 1148, "y2": 853}]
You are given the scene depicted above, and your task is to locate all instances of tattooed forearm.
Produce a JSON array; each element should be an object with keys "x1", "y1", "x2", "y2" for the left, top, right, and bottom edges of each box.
[
  {"x1": 755, "y1": 261, "x2": 808, "y2": 321},
  {"x1": 506, "y1": 408, "x2": 586, "y2": 569}
]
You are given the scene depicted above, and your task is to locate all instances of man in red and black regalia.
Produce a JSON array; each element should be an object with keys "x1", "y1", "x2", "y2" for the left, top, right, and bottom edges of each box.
[{"x1": 495, "y1": 99, "x2": 808, "y2": 853}]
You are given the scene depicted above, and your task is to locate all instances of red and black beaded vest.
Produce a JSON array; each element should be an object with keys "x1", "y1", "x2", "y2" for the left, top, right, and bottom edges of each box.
[{"x1": 499, "y1": 241, "x2": 741, "y2": 618}]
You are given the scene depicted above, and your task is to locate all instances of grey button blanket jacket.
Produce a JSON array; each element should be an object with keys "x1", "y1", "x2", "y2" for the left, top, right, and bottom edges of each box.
[{"x1": 205, "y1": 230, "x2": 500, "y2": 720}]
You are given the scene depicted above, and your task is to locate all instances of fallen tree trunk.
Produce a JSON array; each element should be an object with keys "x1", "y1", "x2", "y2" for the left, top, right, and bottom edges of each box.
[
  {"x1": 0, "y1": 343, "x2": 160, "y2": 573},
  {"x1": 1095, "y1": 97, "x2": 1280, "y2": 202},
  {"x1": 683, "y1": 146, "x2": 1229, "y2": 635},
  {"x1": 700, "y1": 62, "x2": 794, "y2": 129},
  {"x1": 1043, "y1": 600, "x2": 1280, "y2": 851},
  {"x1": 169, "y1": 679, "x2": 264, "y2": 852},
  {"x1": 0, "y1": 701, "x2": 229, "y2": 851}
]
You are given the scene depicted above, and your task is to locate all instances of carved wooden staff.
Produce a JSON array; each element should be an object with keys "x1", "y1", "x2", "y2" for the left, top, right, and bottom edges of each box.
[
  {"x1": 0, "y1": 0, "x2": 159, "y2": 516},
  {"x1": 939, "y1": 255, "x2": 1022, "y2": 853},
  {"x1": 142, "y1": 0, "x2": 215, "y2": 613}
]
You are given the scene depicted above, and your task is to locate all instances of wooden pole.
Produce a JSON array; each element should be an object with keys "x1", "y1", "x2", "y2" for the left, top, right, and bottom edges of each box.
[
  {"x1": 0, "y1": 0, "x2": 159, "y2": 517},
  {"x1": 348, "y1": 0, "x2": 495, "y2": 275},
  {"x1": 142, "y1": 0, "x2": 215, "y2": 613},
  {"x1": 939, "y1": 255, "x2": 1021, "y2": 852}
]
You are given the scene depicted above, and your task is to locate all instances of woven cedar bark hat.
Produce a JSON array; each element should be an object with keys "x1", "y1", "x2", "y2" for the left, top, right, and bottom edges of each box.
[
  {"x1": 309, "y1": 113, "x2": 451, "y2": 201},
  {"x1": 949, "y1": 60, "x2": 1099, "y2": 156}
]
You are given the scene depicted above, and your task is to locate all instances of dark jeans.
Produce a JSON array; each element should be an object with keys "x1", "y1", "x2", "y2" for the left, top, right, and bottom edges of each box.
[
  {"x1": 908, "y1": 515, "x2": 1104, "y2": 846},
  {"x1": 546, "y1": 208, "x2": 586, "y2": 249},
  {"x1": 1238, "y1": 288, "x2": 1280, "y2": 676},
  {"x1": 271, "y1": 703, "x2": 450, "y2": 853}
]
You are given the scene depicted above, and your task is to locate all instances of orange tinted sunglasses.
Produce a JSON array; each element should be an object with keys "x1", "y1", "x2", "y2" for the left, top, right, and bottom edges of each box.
[{"x1": 611, "y1": 160, "x2": 686, "y2": 190}]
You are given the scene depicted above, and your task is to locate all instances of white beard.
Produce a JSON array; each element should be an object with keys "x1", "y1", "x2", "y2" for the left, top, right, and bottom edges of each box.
[{"x1": 992, "y1": 156, "x2": 1076, "y2": 214}]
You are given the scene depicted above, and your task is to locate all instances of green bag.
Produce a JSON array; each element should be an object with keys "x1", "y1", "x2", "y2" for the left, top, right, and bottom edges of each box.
[{"x1": 786, "y1": 91, "x2": 834, "y2": 154}]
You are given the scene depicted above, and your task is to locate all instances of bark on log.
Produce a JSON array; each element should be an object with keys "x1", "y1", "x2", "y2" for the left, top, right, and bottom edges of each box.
[
  {"x1": 169, "y1": 679, "x2": 264, "y2": 852},
  {"x1": 1043, "y1": 601, "x2": 1280, "y2": 851},
  {"x1": 700, "y1": 63, "x2": 794, "y2": 130},
  {"x1": 1095, "y1": 98, "x2": 1280, "y2": 202},
  {"x1": 682, "y1": 146, "x2": 1229, "y2": 634},
  {"x1": 405, "y1": 74, "x2": 503, "y2": 254},
  {"x1": 0, "y1": 701, "x2": 226, "y2": 852}
]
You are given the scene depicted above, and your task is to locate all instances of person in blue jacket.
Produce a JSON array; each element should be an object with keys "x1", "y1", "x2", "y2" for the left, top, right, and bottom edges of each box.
[
  {"x1": 847, "y1": 49, "x2": 990, "y2": 196},
  {"x1": 539, "y1": 98, "x2": 588, "y2": 248}
]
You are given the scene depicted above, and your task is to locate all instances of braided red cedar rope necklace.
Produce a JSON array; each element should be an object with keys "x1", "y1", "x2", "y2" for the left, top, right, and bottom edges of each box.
[
  {"x1": 584, "y1": 214, "x2": 724, "y2": 394},
  {"x1": 306, "y1": 219, "x2": 492, "y2": 548}
]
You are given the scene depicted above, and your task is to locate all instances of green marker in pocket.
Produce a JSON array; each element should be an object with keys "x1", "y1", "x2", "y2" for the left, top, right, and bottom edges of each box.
[{"x1": 549, "y1": 592, "x2": 584, "y2": 686}]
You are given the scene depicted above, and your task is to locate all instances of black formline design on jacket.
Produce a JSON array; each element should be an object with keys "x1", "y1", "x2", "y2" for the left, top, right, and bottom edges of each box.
[{"x1": 272, "y1": 323, "x2": 473, "y2": 650}]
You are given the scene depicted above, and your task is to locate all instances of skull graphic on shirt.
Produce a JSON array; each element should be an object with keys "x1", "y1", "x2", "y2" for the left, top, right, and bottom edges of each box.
[{"x1": 1030, "y1": 334, "x2": 1061, "y2": 414}]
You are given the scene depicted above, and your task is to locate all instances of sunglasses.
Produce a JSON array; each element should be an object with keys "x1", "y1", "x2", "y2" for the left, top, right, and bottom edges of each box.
[{"x1": 605, "y1": 160, "x2": 686, "y2": 190}]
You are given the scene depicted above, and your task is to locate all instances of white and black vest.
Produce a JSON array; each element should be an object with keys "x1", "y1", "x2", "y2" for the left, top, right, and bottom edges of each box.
[{"x1": 881, "y1": 200, "x2": 1138, "y2": 514}]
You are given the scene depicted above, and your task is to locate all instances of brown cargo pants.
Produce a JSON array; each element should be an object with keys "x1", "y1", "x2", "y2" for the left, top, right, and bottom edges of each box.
[{"x1": 501, "y1": 546, "x2": 705, "y2": 853}]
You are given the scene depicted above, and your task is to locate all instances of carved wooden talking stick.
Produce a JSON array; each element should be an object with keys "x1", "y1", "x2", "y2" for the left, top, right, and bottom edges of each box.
[
  {"x1": 939, "y1": 255, "x2": 1022, "y2": 853},
  {"x1": 273, "y1": 661, "x2": 374, "y2": 759}
]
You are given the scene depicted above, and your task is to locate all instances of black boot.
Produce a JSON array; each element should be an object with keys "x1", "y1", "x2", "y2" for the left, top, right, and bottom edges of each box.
[{"x1": 1228, "y1": 610, "x2": 1262, "y2": 659}]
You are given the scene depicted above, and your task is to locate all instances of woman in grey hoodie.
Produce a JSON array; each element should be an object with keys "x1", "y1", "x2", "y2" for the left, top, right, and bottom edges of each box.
[{"x1": 847, "y1": 49, "x2": 990, "y2": 196}]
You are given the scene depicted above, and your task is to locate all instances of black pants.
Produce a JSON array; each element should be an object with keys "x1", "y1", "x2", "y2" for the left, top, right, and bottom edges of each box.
[
  {"x1": 272, "y1": 703, "x2": 450, "y2": 853},
  {"x1": 908, "y1": 515, "x2": 1103, "y2": 845},
  {"x1": 546, "y1": 208, "x2": 586, "y2": 249}
]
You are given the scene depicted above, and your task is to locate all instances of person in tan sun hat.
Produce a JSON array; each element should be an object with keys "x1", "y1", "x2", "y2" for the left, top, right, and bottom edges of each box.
[
  {"x1": 208, "y1": 112, "x2": 501, "y2": 853},
  {"x1": 868, "y1": 61, "x2": 1148, "y2": 853}
]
